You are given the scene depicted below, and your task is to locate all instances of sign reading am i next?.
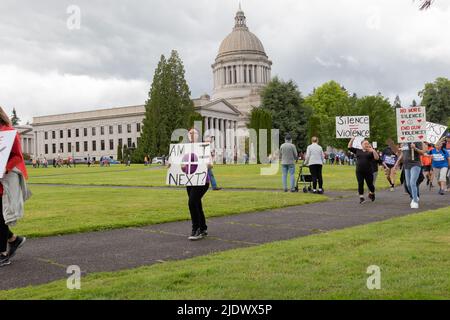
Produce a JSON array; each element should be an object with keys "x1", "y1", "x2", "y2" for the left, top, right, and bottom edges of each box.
[
  {"x1": 396, "y1": 107, "x2": 427, "y2": 143},
  {"x1": 166, "y1": 143, "x2": 211, "y2": 186}
]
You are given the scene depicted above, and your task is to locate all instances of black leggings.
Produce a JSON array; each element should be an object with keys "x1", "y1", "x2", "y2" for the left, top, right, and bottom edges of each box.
[
  {"x1": 0, "y1": 199, "x2": 14, "y2": 252},
  {"x1": 356, "y1": 170, "x2": 375, "y2": 196},
  {"x1": 309, "y1": 165, "x2": 323, "y2": 190},
  {"x1": 186, "y1": 184, "x2": 209, "y2": 231}
]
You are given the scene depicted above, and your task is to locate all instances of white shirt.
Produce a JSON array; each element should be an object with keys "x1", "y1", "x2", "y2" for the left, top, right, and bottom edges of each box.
[{"x1": 305, "y1": 143, "x2": 324, "y2": 166}]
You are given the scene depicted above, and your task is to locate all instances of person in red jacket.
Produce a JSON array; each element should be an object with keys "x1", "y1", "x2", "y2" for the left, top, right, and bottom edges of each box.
[{"x1": 0, "y1": 107, "x2": 28, "y2": 267}]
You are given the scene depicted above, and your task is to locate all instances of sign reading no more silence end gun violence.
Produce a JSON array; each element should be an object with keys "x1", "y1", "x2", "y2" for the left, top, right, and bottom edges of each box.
[{"x1": 396, "y1": 107, "x2": 427, "y2": 143}]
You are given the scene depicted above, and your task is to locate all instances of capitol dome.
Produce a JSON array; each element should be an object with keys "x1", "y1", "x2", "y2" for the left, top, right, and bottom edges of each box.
[{"x1": 217, "y1": 10, "x2": 267, "y2": 59}]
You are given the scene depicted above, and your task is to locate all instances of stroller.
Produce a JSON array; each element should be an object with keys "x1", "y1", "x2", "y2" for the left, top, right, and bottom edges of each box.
[{"x1": 295, "y1": 164, "x2": 313, "y2": 193}]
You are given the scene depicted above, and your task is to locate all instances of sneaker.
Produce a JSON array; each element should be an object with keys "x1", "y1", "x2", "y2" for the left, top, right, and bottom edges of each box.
[
  {"x1": 0, "y1": 254, "x2": 10, "y2": 267},
  {"x1": 8, "y1": 236, "x2": 26, "y2": 259},
  {"x1": 318, "y1": 189, "x2": 324, "y2": 194},
  {"x1": 439, "y1": 189, "x2": 445, "y2": 195},
  {"x1": 410, "y1": 201, "x2": 419, "y2": 209},
  {"x1": 390, "y1": 187, "x2": 395, "y2": 192},
  {"x1": 368, "y1": 193, "x2": 375, "y2": 202},
  {"x1": 284, "y1": 189, "x2": 288, "y2": 193},
  {"x1": 359, "y1": 197, "x2": 366, "y2": 204},
  {"x1": 200, "y1": 229, "x2": 208, "y2": 237},
  {"x1": 188, "y1": 229, "x2": 204, "y2": 241}
]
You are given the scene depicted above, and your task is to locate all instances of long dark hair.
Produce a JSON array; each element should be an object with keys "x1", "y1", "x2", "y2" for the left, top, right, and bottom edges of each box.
[{"x1": 0, "y1": 107, "x2": 12, "y2": 126}]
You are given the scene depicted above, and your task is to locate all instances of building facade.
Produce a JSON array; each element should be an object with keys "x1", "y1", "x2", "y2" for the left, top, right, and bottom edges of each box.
[{"x1": 28, "y1": 6, "x2": 270, "y2": 161}]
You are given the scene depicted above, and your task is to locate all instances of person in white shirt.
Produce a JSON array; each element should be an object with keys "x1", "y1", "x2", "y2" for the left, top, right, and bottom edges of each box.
[{"x1": 304, "y1": 137, "x2": 325, "y2": 194}]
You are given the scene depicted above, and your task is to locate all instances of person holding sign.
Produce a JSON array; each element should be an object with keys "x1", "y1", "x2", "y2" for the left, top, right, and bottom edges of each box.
[
  {"x1": 381, "y1": 146, "x2": 398, "y2": 191},
  {"x1": 182, "y1": 128, "x2": 211, "y2": 241},
  {"x1": 395, "y1": 142, "x2": 427, "y2": 209},
  {"x1": 0, "y1": 107, "x2": 28, "y2": 267},
  {"x1": 425, "y1": 141, "x2": 449, "y2": 195},
  {"x1": 348, "y1": 137, "x2": 379, "y2": 204}
]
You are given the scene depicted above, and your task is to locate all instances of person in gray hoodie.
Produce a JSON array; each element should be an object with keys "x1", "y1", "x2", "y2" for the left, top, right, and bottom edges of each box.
[{"x1": 280, "y1": 134, "x2": 298, "y2": 192}]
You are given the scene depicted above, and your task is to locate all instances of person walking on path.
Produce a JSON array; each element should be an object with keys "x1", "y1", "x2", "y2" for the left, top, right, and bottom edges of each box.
[
  {"x1": 280, "y1": 134, "x2": 298, "y2": 192},
  {"x1": 0, "y1": 107, "x2": 29, "y2": 267},
  {"x1": 205, "y1": 137, "x2": 222, "y2": 191},
  {"x1": 304, "y1": 136, "x2": 325, "y2": 194},
  {"x1": 421, "y1": 142, "x2": 434, "y2": 190},
  {"x1": 348, "y1": 137, "x2": 379, "y2": 204},
  {"x1": 381, "y1": 146, "x2": 398, "y2": 191},
  {"x1": 425, "y1": 141, "x2": 449, "y2": 195},
  {"x1": 171, "y1": 128, "x2": 211, "y2": 241},
  {"x1": 395, "y1": 142, "x2": 427, "y2": 209}
]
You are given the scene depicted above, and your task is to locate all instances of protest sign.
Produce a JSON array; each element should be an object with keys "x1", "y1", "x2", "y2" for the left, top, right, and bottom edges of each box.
[
  {"x1": 352, "y1": 136, "x2": 364, "y2": 150},
  {"x1": 426, "y1": 122, "x2": 447, "y2": 145},
  {"x1": 336, "y1": 116, "x2": 370, "y2": 139},
  {"x1": 166, "y1": 143, "x2": 211, "y2": 186},
  {"x1": 396, "y1": 107, "x2": 427, "y2": 143},
  {"x1": 0, "y1": 130, "x2": 17, "y2": 179}
]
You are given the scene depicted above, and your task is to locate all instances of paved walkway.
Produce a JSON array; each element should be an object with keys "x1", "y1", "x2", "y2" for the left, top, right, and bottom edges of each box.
[{"x1": 1, "y1": 187, "x2": 448, "y2": 290}]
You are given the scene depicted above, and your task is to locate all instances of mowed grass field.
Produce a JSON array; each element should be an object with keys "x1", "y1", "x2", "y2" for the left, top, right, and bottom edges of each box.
[
  {"x1": 2, "y1": 206, "x2": 449, "y2": 300},
  {"x1": 28, "y1": 164, "x2": 398, "y2": 191},
  {"x1": 19, "y1": 186, "x2": 325, "y2": 238}
]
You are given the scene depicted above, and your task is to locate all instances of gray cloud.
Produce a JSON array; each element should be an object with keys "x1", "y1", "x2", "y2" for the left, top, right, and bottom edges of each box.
[{"x1": 0, "y1": 0, "x2": 449, "y2": 123}]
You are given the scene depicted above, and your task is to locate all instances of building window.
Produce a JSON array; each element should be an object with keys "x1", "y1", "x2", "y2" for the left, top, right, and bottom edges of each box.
[
  {"x1": 127, "y1": 138, "x2": 132, "y2": 148},
  {"x1": 244, "y1": 65, "x2": 247, "y2": 83},
  {"x1": 45, "y1": 132, "x2": 48, "y2": 140},
  {"x1": 68, "y1": 129, "x2": 72, "y2": 138},
  {"x1": 52, "y1": 131, "x2": 56, "y2": 139},
  {"x1": 101, "y1": 126, "x2": 105, "y2": 135},
  {"x1": 76, "y1": 142, "x2": 80, "y2": 152},
  {"x1": 60, "y1": 130, "x2": 63, "y2": 139},
  {"x1": 92, "y1": 127, "x2": 96, "y2": 136},
  {"x1": 52, "y1": 144, "x2": 56, "y2": 154},
  {"x1": 109, "y1": 139, "x2": 114, "y2": 150},
  {"x1": 118, "y1": 125, "x2": 122, "y2": 134},
  {"x1": 76, "y1": 129, "x2": 80, "y2": 137},
  {"x1": 118, "y1": 138, "x2": 123, "y2": 148},
  {"x1": 109, "y1": 126, "x2": 113, "y2": 135},
  {"x1": 60, "y1": 143, "x2": 64, "y2": 153},
  {"x1": 45, "y1": 144, "x2": 48, "y2": 154},
  {"x1": 101, "y1": 140, "x2": 105, "y2": 151},
  {"x1": 68, "y1": 142, "x2": 72, "y2": 153},
  {"x1": 84, "y1": 141, "x2": 88, "y2": 152},
  {"x1": 127, "y1": 124, "x2": 132, "y2": 133},
  {"x1": 136, "y1": 123, "x2": 141, "y2": 133},
  {"x1": 92, "y1": 141, "x2": 97, "y2": 151},
  {"x1": 84, "y1": 128, "x2": 88, "y2": 137}
]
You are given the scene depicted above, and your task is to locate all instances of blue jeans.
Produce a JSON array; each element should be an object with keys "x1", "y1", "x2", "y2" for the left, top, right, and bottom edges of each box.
[
  {"x1": 282, "y1": 164, "x2": 296, "y2": 191},
  {"x1": 208, "y1": 168, "x2": 218, "y2": 189},
  {"x1": 405, "y1": 166, "x2": 421, "y2": 203}
]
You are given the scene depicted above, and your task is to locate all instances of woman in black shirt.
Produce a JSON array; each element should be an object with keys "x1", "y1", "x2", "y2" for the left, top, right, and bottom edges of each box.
[{"x1": 348, "y1": 137, "x2": 380, "y2": 204}]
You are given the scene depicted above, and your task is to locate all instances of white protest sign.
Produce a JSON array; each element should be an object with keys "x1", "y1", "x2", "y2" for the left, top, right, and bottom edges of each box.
[
  {"x1": 396, "y1": 107, "x2": 427, "y2": 143},
  {"x1": 426, "y1": 122, "x2": 447, "y2": 145},
  {"x1": 336, "y1": 116, "x2": 370, "y2": 139},
  {"x1": 166, "y1": 143, "x2": 211, "y2": 186},
  {"x1": 0, "y1": 130, "x2": 17, "y2": 179},
  {"x1": 352, "y1": 136, "x2": 364, "y2": 150}
]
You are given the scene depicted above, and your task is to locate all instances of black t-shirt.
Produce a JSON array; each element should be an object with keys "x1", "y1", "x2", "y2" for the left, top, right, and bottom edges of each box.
[{"x1": 349, "y1": 147, "x2": 375, "y2": 173}]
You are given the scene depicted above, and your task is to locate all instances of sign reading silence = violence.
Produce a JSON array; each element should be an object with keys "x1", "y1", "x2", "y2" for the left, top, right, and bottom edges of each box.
[
  {"x1": 336, "y1": 116, "x2": 370, "y2": 139},
  {"x1": 396, "y1": 106, "x2": 427, "y2": 143}
]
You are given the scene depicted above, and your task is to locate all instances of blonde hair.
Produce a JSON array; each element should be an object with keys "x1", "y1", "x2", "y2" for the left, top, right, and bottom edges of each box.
[{"x1": 0, "y1": 107, "x2": 12, "y2": 126}]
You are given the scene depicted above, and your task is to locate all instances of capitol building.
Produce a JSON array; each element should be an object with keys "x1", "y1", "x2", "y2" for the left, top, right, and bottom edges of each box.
[{"x1": 27, "y1": 6, "x2": 272, "y2": 161}]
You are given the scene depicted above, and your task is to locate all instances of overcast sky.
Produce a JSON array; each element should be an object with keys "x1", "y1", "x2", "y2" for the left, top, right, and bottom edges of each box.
[{"x1": 1, "y1": 0, "x2": 449, "y2": 123}]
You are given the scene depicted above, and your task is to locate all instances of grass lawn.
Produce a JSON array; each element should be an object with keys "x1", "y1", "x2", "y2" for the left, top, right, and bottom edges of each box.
[
  {"x1": 2, "y1": 206, "x2": 449, "y2": 300},
  {"x1": 17, "y1": 185, "x2": 326, "y2": 238},
  {"x1": 27, "y1": 164, "x2": 398, "y2": 191}
]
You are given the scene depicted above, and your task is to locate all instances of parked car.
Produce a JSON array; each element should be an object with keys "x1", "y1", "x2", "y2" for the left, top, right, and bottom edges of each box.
[{"x1": 152, "y1": 157, "x2": 165, "y2": 165}]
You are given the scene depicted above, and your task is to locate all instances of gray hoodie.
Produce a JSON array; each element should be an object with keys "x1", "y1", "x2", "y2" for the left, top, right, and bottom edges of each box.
[{"x1": 1, "y1": 167, "x2": 32, "y2": 226}]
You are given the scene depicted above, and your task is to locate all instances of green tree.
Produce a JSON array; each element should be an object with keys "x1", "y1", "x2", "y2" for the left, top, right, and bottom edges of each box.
[
  {"x1": 261, "y1": 77, "x2": 311, "y2": 152},
  {"x1": 304, "y1": 81, "x2": 352, "y2": 149},
  {"x1": 248, "y1": 107, "x2": 272, "y2": 163},
  {"x1": 419, "y1": 77, "x2": 450, "y2": 125},
  {"x1": 11, "y1": 108, "x2": 20, "y2": 126},
  {"x1": 137, "y1": 50, "x2": 196, "y2": 159},
  {"x1": 356, "y1": 94, "x2": 396, "y2": 149},
  {"x1": 117, "y1": 144, "x2": 123, "y2": 162}
]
